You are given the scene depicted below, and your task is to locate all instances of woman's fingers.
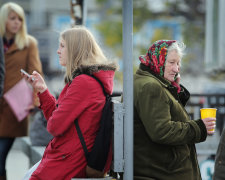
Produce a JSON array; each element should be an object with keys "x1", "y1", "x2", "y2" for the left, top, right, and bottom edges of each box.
[
  {"x1": 31, "y1": 71, "x2": 47, "y2": 93},
  {"x1": 202, "y1": 117, "x2": 216, "y2": 135}
]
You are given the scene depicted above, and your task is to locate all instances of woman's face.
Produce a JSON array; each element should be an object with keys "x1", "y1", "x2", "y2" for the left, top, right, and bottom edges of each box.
[
  {"x1": 6, "y1": 10, "x2": 22, "y2": 35},
  {"x1": 57, "y1": 38, "x2": 67, "y2": 67},
  {"x1": 164, "y1": 50, "x2": 180, "y2": 82}
]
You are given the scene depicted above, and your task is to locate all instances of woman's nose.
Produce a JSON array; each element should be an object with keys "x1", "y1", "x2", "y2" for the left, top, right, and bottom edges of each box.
[
  {"x1": 15, "y1": 17, "x2": 21, "y2": 24},
  {"x1": 15, "y1": 19, "x2": 19, "y2": 24},
  {"x1": 174, "y1": 64, "x2": 179, "y2": 72}
]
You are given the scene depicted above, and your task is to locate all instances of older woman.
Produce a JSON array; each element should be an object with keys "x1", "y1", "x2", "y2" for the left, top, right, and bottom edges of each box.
[
  {"x1": 0, "y1": 2, "x2": 42, "y2": 179},
  {"x1": 134, "y1": 40, "x2": 216, "y2": 180}
]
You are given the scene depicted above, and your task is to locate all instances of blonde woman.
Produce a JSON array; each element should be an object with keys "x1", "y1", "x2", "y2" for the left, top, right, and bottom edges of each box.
[
  {"x1": 22, "y1": 26, "x2": 117, "y2": 179},
  {"x1": 0, "y1": 2, "x2": 42, "y2": 180}
]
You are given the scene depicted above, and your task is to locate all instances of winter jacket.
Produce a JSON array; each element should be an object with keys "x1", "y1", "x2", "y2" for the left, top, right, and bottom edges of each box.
[
  {"x1": 0, "y1": 36, "x2": 43, "y2": 137},
  {"x1": 213, "y1": 128, "x2": 225, "y2": 180},
  {"x1": 30, "y1": 63, "x2": 117, "y2": 180},
  {"x1": 134, "y1": 64, "x2": 207, "y2": 180},
  {"x1": 0, "y1": 37, "x2": 4, "y2": 98}
]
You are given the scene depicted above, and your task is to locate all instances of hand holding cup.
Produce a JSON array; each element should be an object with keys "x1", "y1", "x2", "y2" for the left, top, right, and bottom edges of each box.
[{"x1": 200, "y1": 108, "x2": 217, "y2": 135}]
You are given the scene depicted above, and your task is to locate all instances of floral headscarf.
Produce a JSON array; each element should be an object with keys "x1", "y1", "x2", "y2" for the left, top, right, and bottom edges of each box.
[
  {"x1": 139, "y1": 40, "x2": 181, "y2": 93},
  {"x1": 139, "y1": 40, "x2": 176, "y2": 77}
]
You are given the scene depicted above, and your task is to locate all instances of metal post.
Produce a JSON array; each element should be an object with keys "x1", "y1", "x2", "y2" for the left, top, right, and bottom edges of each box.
[
  {"x1": 218, "y1": 0, "x2": 225, "y2": 68},
  {"x1": 205, "y1": 0, "x2": 214, "y2": 71},
  {"x1": 122, "y1": 0, "x2": 133, "y2": 180}
]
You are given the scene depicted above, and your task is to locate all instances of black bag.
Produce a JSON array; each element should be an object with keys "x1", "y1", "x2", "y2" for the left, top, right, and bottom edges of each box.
[{"x1": 74, "y1": 75, "x2": 113, "y2": 178}]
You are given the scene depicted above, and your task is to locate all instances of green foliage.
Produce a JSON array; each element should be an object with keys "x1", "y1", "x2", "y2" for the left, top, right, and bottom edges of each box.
[
  {"x1": 182, "y1": 21, "x2": 205, "y2": 47},
  {"x1": 95, "y1": 0, "x2": 153, "y2": 58},
  {"x1": 95, "y1": 0, "x2": 206, "y2": 76},
  {"x1": 96, "y1": 0, "x2": 107, "y2": 4},
  {"x1": 115, "y1": 71, "x2": 123, "y2": 83},
  {"x1": 133, "y1": 0, "x2": 153, "y2": 32},
  {"x1": 180, "y1": 53, "x2": 197, "y2": 74},
  {"x1": 96, "y1": 20, "x2": 122, "y2": 56},
  {"x1": 151, "y1": 27, "x2": 173, "y2": 43}
]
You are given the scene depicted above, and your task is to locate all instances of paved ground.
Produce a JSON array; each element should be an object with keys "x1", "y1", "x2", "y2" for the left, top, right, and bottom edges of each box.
[{"x1": 6, "y1": 140, "x2": 29, "y2": 180}]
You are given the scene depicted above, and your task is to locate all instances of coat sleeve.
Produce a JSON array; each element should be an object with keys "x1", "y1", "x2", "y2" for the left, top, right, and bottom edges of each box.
[
  {"x1": 0, "y1": 37, "x2": 4, "y2": 97},
  {"x1": 38, "y1": 89, "x2": 57, "y2": 120},
  {"x1": 41, "y1": 75, "x2": 96, "y2": 137},
  {"x1": 137, "y1": 81, "x2": 206, "y2": 146},
  {"x1": 26, "y1": 36, "x2": 43, "y2": 107}
]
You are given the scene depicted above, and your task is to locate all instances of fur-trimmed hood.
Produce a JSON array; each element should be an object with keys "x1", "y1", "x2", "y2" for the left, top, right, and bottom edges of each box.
[
  {"x1": 72, "y1": 62, "x2": 118, "y2": 95},
  {"x1": 72, "y1": 62, "x2": 118, "y2": 78}
]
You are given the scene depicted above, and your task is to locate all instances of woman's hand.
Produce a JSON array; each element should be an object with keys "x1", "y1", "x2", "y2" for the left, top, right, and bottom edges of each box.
[
  {"x1": 31, "y1": 71, "x2": 47, "y2": 93},
  {"x1": 201, "y1": 117, "x2": 216, "y2": 135},
  {"x1": 21, "y1": 71, "x2": 47, "y2": 93},
  {"x1": 25, "y1": 104, "x2": 35, "y2": 114},
  {"x1": 175, "y1": 73, "x2": 181, "y2": 84}
]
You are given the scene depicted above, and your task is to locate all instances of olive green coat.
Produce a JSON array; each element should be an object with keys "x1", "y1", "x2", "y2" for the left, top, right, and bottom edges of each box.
[{"x1": 134, "y1": 64, "x2": 207, "y2": 180}]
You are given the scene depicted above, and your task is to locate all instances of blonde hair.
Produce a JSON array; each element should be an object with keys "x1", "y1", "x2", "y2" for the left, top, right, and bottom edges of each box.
[
  {"x1": 0, "y1": 2, "x2": 29, "y2": 49},
  {"x1": 60, "y1": 26, "x2": 108, "y2": 81}
]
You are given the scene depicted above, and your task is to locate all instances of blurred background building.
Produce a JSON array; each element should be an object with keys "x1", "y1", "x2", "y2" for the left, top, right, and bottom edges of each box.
[{"x1": 1, "y1": 0, "x2": 224, "y2": 93}]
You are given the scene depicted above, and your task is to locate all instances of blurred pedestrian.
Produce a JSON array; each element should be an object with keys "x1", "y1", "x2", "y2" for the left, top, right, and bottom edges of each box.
[
  {"x1": 0, "y1": 37, "x2": 4, "y2": 98},
  {"x1": 134, "y1": 40, "x2": 216, "y2": 180},
  {"x1": 0, "y1": 2, "x2": 43, "y2": 180},
  {"x1": 213, "y1": 128, "x2": 225, "y2": 180},
  {"x1": 22, "y1": 26, "x2": 117, "y2": 179}
]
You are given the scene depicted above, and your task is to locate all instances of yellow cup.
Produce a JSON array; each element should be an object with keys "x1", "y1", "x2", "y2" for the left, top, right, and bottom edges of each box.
[{"x1": 200, "y1": 108, "x2": 217, "y2": 132}]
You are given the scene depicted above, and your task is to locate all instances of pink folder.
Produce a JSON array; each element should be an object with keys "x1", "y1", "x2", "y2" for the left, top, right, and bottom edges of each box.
[{"x1": 3, "y1": 78, "x2": 33, "y2": 122}]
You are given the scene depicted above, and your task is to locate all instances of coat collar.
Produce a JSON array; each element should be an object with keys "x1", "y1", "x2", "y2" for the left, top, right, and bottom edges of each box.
[
  {"x1": 69, "y1": 62, "x2": 118, "y2": 95},
  {"x1": 3, "y1": 36, "x2": 19, "y2": 54},
  {"x1": 5, "y1": 43, "x2": 19, "y2": 54},
  {"x1": 136, "y1": 63, "x2": 190, "y2": 105},
  {"x1": 72, "y1": 62, "x2": 118, "y2": 78},
  {"x1": 137, "y1": 63, "x2": 171, "y2": 88},
  {"x1": 137, "y1": 63, "x2": 181, "y2": 100}
]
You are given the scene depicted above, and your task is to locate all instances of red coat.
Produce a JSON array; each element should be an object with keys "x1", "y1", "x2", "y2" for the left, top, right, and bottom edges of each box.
[{"x1": 30, "y1": 67, "x2": 116, "y2": 180}]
